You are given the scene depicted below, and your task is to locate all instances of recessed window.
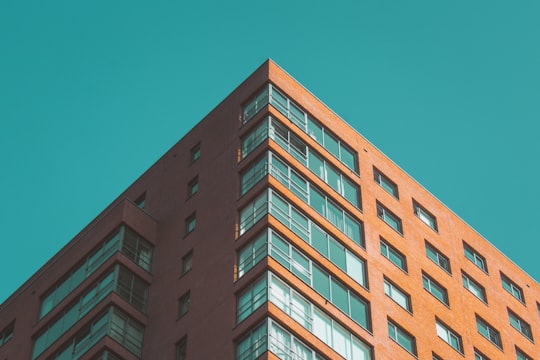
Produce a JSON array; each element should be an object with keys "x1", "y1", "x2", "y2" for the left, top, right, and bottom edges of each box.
[
  {"x1": 432, "y1": 353, "x2": 443, "y2": 360},
  {"x1": 0, "y1": 321, "x2": 14, "y2": 347},
  {"x1": 187, "y1": 176, "x2": 199, "y2": 197},
  {"x1": 474, "y1": 348, "x2": 490, "y2": 360},
  {"x1": 380, "y1": 238, "x2": 407, "y2": 272},
  {"x1": 388, "y1": 319, "x2": 417, "y2": 356},
  {"x1": 436, "y1": 319, "x2": 463, "y2": 354},
  {"x1": 508, "y1": 309, "x2": 533, "y2": 341},
  {"x1": 178, "y1": 292, "x2": 190, "y2": 318},
  {"x1": 422, "y1": 272, "x2": 449, "y2": 305},
  {"x1": 501, "y1": 273, "x2": 524, "y2": 303},
  {"x1": 135, "y1": 192, "x2": 146, "y2": 209},
  {"x1": 425, "y1": 241, "x2": 451, "y2": 274},
  {"x1": 182, "y1": 251, "x2": 193, "y2": 275},
  {"x1": 185, "y1": 213, "x2": 196, "y2": 235},
  {"x1": 516, "y1": 346, "x2": 532, "y2": 360},
  {"x1": 374, "y1": 167, "x2": 399, "y2": 198},
  {"x1": 463, "y1": 241, "x2": 488, "y2": 273},
  {"x1": 413, "y1": 200, "x2": 438, "y2": 231},
  {"x1": 176, "y1": 337, "x2": 187, "y2": 360},
  {"x1": 384, "y1": 277, "x2": 411, "y2": 312},
  {"x1": 476, "y1": 315, "x2": 502, "y2": 349},
  {"x1": 376, "y1": 202, "x2": 403, "y2": 234},
  {"x1": 190, "y1": 143, "x2": 201, "y2": 163},
  {"x1": 462, "y1": 271, "x2": 487, "y2": 303}
]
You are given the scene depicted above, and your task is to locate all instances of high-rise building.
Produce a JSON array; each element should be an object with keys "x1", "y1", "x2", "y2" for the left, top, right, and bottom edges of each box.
[{"x1": 1, "y1": 60, "x2": 539, "y2": 360}]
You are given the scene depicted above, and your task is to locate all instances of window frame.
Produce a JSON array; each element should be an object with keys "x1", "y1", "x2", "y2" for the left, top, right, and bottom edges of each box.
[
  {"x1": 508, "y1": 308, "x2": 533, "y2": 341},
  {"x1": 181, "y1": 251, "x2": 193, "y2": 275},
  {"x1": 422, "y1": 272, "x2": 449, "y2": 306},
  {"x1": 388, "y1": 319, "x2": 417, "y2": 356},
  {"x1": 185, "y1": 213, "x2": 197, "y2": 235},
  {"x1": 462, "y1": 271, "x2": 487, "y2": 303},
  {"x1": 413, "y1": 200, "x2": 438, "y2": 231},
  {"x1": 380, "y1": 238, "x2": 408, "y2": 273},
  {"x1": 176, "y1": 336, "x2": 187, "y2": 360},
  {"x1": 187, "y1": 176, "x2": 199, "y2": 197},
  {"x1": 190, "y1": 143, "x2": 201, "y2": 163},
  {"x1": 425, "y1": 241, "x2": 451, "y2": 274},
  {"x1": 476, "y1": 315, "x2": 502, "y2": 349},
  {"x1": 384, "y1": 277, "x2": 412, "y2": 312},
  {"x1": 373, "y1": 167, "x2": 399, "y2": 198},
  {"x1": 376, "y1": 201, "x2": 403, "y2": 234},
  {"x1": 500, "y1": 272, "x2": 525, "y2": 304},
  {"x1": 178, "y1": 291, "x2": 191, "y2": 319},
  {"x1": 435, "y1": 319, "x2": 464, "y2": 354},
  {"x1": 463, "y1": 241, "x2": 488, "y2": 273}
]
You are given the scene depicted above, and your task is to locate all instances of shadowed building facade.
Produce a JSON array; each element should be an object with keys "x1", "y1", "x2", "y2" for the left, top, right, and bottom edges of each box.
[{"x1": 1, "y1": 60, "x2": 539, "y2": 360}]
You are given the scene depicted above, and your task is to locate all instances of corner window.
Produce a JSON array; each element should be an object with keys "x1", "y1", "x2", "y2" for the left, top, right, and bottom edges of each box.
[
  {"x1": 388, "y1": 319, "x2": 416, "y2": 356},
  {"x1": 508, "y1": 309, "x2": 533, "y2": 341},
  {"x1": 374, "y1": 167, "x2": 399, "y2": 198},
  {"x1": 422, "y1": 272, "x2": 449, "y2": 305},
  {"x1": 185, "y1": 213, "x2": 196, "y2": 235},
  {"x1": 190, "y1": 143, "x2": 201, "y2": 163},
  {"x1": 436, "y1": 319, "x2": 463, "y2": 354},
  {"x1": 463, "y1": 241, "x2": 488, "y2": 273},
  {"x1": 413, "y1": 200, "x2": 438, "y2": 231},
  {"x1": 501, "y1": 273, "x2": 524, "y2": 303},
  {"x1": 376, "y1": 202, "x2": 403, "y2": 234},
  {"x1": 380, "y1": 238, "x2": 407, "y2": 272},
  {"x1": 476, "y1": 315, "x2": 502, "y2": 349},
  {"x1": 178, "y1": 292, "x2": 190, "y2": 318},
  {"x1": 425, "y1": 241, "x2": 451, "y2": 274}
]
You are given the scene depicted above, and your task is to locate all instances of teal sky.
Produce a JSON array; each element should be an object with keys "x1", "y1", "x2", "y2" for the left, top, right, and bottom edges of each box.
[{"x1": 1, "y1": 0, "x2": 539, "y2": 304}]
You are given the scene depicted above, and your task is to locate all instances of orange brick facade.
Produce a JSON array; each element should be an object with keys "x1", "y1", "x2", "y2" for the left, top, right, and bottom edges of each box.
[{"x1": 0, "y1": 60, "x2": 538, "y2": 360}]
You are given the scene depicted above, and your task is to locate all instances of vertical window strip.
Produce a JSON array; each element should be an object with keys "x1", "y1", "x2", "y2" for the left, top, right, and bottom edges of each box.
[
  {"x1": 242, "y1": 85, "x2": 358, "y2": 173},
  {"x1": 267, "y1": 272, "x2": 372, "y2": 360}
]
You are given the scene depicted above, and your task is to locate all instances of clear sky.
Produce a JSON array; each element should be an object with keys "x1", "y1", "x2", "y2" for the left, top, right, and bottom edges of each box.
[{"x1": 1, "y1": 0, "x2": 539, "y2": 304}]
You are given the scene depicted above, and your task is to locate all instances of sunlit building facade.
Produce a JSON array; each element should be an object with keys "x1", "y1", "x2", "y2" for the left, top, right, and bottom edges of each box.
[{"x1": 1, "y1": 60, "x2": 539, "y2": 359}]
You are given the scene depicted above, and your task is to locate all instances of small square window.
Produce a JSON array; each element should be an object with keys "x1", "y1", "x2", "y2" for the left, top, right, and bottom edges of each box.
[
  {"x1": 425, "y1": 241, "x2": 451, "y2": 274},
  {"x1": 190, "y1": 143, "x2": 201, "y2": 163},
  {"x1": 413, "y1": 200, "x2": 438, "y2": 231},
  {"x1": 474, "y1": 348, "x2": 490, "y2": 360},
  {"x1": 178, "y1": 292, "x2": 190, "y2": 318},
  {"x1": 182, "y1": 251, "x2": 193, "y2": 275},
  {"x1": 376, "y1": 202, "x2": 403, "y2": 234},
  {"x1": 463, "y1": 241, "x2": 488, "y2": 273},
  {"x1": 188, "y1": 176, "x2": 199, "y2": 197},
  {"x1": 135, "y1": 192, "x2": 146, "y2": 209},
  {"x1": 176, "y1": 336, "x2": 187, "y2": 360},
  {"x1": 374, "y1": 167, "x2": 399, "y2": 198},
  {"x1": 185, "y1": 213, "x2": 196, "y2": 235},
  {"x1": 380, "y1": 238, "x2": 407, "y2": 272},
  {"x1": 476, "y1": 315, "x2": 502, "y2": 349},
  {"x1": 422, "y1": 272, "x2": 449, "y2": 305},
  {"x1": 501, "y1": 272, "x2": 525, "y2": 303}
]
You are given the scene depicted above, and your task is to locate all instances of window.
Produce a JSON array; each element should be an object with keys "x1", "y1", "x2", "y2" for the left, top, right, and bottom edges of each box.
[
  {"x1": 501, "y1": 273, "x2": 525, "y2": 303},
  {"x1": 388, "y1": 319, "x2": 417, "y2": 356},
  {"x1": 188, "y1": 176, "x2": 199, "y2": 197},
  {"x1": 237, "y1": 276, "x2": 267, "y2": 323},
  {"x1": 422, "y1": 272, "x2": 449, "y2": 305},
  {"x1": 425, "y1": 241, "x2": 451, "y2": 273},
  {"x1": 432, "y1": 353, "x2": 443, "y2": 360},
  {"x1": 0, "y1": 321, "x2": 14, "y2": 348},
  {"x1": 384, "y1": 278, "x2": 411, "y2": 312},
  {"x1": 476, "y1": 315, "x2": 502, "y2": 349},
  {"x1": 190, "y1": 143, "x2": 201, "y2": 162},
  {"x1": 376, "y1": 202, "x2": 403, "y2": 234},
  {"x1": 508, "y1": 309, "x2": 533, "y2": 341},
  {"x1": 462, "y1": 271, "x2": 487, "y2": 303},
  {"x1": 182, "y1": 251, "x2": 193, "y2": 275},
  {"x1": 436, "y1": 319, "x2": 463, "y2": 354},
  {"x1": 463, "y1": 241, "x2": 488, "y2": 272},
  {"x1": 185, "y1": 213, "x2": 196, "y2": 235},
  {"x1": 89, "y1": 350, "x2": 123, "y2": 360},
  {"x1": 474, "y1": 348, "x2": 490, "y2": 360},
  {"x1": 413, "y1": 200, "x2": 438, "y2": 231},
  {"x1": 380, "y1": 238, "x2": 407, "y2": 272},
  {"x1": 236, "y1": 321, "x2": 268, "y2": 360},
  {"x1": 135, "y1": 192, "x2": 146, "y2": 209},
  {"x1": 176, "y1": 337, "x2": 187, "y2": 360},
  {"x1": 516, "y1": 346, "x2": 532, "y2": 360},
  {"x1": 374, "y1": 168, "x2": 398, "y2": 198},
  {"x1": 178, "y1": 292, "x2": 190, "y2": 318}
]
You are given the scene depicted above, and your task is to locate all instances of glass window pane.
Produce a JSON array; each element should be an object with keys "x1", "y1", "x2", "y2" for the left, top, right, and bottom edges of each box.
[
  {"x1": 329, "y1": 240, "x2": 346, "y2": 270},
  {"x1": 346, "y1": 252, "x2": 366, "y2": 286},
  {"x1": 340, "y1": 146, "x2": 357, "y2": 172},
  {"x1": 307, "y1": 119, "x2": 323, "y2": 143},
  {"x1": 330, "y1": 279, "x2": 349, "y2": 314},
  {"x1": 323, "y1": 132, "x2": 339, "y2": 158},
  {"x1": 309, "y1": 189, "x2": 326, "y2": 217},
  {"x1": 326, "y1": 164, "x2": 341, "y2": 193},
  {"x1": 350, "y1": 295, "x2": 369, "y2": 329},
  {"x1": 308, "y1": 151, "x2": 325, "y2": 179},
  {"x1": 312, "y1": 266, "x2": 330, "y2": 299},
  {"x1": 311, "y1": 226, "x2": 328, "y2": 256},
  {"x1": 343, "y1": 178, "x2": 359, "y2": 207}
]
